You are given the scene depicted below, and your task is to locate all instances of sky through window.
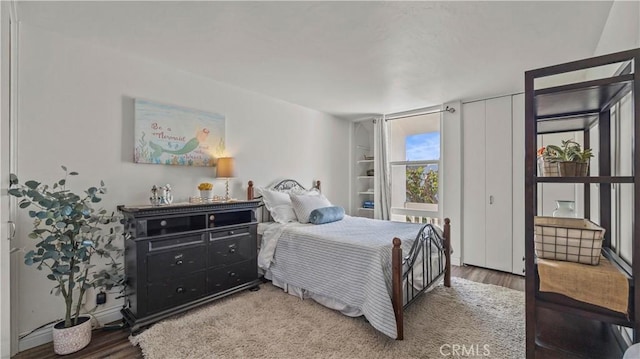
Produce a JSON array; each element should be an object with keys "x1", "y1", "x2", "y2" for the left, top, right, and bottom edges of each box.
[{"x1": 405, "y1": 132, "x2": 440, "y2": 161}]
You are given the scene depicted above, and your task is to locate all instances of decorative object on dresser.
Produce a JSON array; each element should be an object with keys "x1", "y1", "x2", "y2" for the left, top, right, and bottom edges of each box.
[
  {"x1": 247, "y1": 179, "x2": 451, "y2": 340},
  {"x1": 216, "y1": 157, "x2": 235, "y2": 201},
  {"x1": 8, "y1": 166, "x2": 125, "y2": 355},
  {"x1": 149, "y1": 184, "x2": 173, "y2": 205},
  {"x1": 197, "y1": 182, "x2": 214, "y2": 200},
  {"x1": 524, "y1": 48, "x2": 640, "y2": 358},
  {"x1": 118, "y1": 200, "x2": 261, "y2": 333}
]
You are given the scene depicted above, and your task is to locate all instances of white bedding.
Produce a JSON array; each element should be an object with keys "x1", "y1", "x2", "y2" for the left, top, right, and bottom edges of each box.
[
  {"x1": 257, "y1": 222, "x2": 273, "y2": 236},
  {"x1": 257, "y1": 215, "x2": 445, "y2": 339}
]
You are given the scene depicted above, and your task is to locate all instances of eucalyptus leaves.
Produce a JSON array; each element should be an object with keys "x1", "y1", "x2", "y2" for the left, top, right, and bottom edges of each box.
[{"x1": 8, "y1": 166, "x2": 125, "y2": 328}]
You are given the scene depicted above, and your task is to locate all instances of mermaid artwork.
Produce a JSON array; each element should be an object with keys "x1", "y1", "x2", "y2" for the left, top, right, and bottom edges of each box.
[{"x1": 149, "y1": 128, "x2": 210, "y2": 160}]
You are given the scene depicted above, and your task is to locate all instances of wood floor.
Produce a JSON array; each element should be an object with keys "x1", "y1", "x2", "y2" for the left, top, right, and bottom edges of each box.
[{"x1": 13, "y1": 265, "x2": 523, "y2": 359}]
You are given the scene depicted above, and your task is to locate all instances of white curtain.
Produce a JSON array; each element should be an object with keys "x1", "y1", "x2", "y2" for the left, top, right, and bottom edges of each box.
[{"x1": 373, "y1": 117, "x2": 391, "y2": 220}]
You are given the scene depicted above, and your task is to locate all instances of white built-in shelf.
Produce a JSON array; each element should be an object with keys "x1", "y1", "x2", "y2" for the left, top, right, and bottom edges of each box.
[
  {"x1": 358, "y1": 191, "x2": 374, "y2": 195},
  {"x1": 357, "y1": 160, "x2": 374, "y2": 164},
  {"x1": 358, "y1": 176, "x2": 374, "y2": 179},
  {"x1": 358, "y1": 207, "x2": 374, "y2": 211}
]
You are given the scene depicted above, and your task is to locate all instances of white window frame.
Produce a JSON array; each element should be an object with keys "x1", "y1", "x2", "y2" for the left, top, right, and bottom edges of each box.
[
  {"x1": 390, "y1": 157, "x2": 441, "y2": 222},
  {"x1": 386, "y1": 108, "x2": 443, "y2": 224}
]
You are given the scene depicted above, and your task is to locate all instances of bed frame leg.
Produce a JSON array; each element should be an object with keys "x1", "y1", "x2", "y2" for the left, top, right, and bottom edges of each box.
[
  {"x1": 392, "y1": 237, "x2": 403, "y2": 340},
  {"x1": 444, "y1": 218, "x2": 451, "y2": 288}
]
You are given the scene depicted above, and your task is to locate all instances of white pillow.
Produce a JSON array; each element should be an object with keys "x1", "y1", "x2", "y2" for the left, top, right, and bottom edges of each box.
[
  {"x1": 289, "y1": 193, "x2": 332, "y2": 224},
  {"x1": 258, "y1": 187, "x2": 298, "y2": 223}
]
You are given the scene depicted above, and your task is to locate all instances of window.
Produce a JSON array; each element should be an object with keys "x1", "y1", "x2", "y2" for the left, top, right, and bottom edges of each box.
[{"x1": 388, "y1": 112, "x2": 441, "y2": 224}]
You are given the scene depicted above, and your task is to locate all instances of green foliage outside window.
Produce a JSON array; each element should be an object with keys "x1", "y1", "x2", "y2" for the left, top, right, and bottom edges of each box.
[{"x1": 405, "y1": 166, "x2": 438, "y2": 204}]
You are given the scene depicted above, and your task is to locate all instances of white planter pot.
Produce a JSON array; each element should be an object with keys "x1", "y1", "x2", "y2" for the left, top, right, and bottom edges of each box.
[
  {"x1": 52, "y1": 316, "x2": 92, "y2": 355},
  {"x1": 200, "y1": 189, "x2": 213, "y2": 199}
]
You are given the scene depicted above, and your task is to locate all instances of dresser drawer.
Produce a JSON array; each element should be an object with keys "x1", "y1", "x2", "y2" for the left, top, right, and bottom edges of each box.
[
  {"x1": 148, "y1": 233, "x2": 205, "y2": 251},
  {"x1": 209, "y1": 231, "x2": 255, "y2": 267},
  {"x1": 147, "y1": 244, "x2": 207, "y2": 283},
  {"x1": 208, "y1": 259, "x2": 258, "y2": 293},
  {"x1": 147, "y1": 272, "x2": 206, "y2": 314},
  {"x1": 209, "y1": 226, "x2": 251, "y2": 240}
]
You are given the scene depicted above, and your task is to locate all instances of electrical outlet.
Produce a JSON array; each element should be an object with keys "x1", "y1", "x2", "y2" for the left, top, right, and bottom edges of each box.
[{"x1": 96, "y1": 291, "x2": 107, "y2": 305}]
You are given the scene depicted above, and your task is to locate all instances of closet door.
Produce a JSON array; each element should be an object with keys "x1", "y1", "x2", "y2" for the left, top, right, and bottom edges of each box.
[
  {"x1": 485, "y1": 96, "x2": 513, "y2": 272},
  {"x1": 512, "y1": 94, "x2": 525, "y2": 275},
  {"x1": 462, "y1": 101, "x2": 486, "y2": 267}
]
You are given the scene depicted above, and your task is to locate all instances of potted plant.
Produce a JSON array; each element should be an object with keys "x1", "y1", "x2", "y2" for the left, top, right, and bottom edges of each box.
[
  {"x1": 540, "y1": 139, "x2": 593, "y2": 177},
  {"x1": 8, "y1": 166, "x2": 125, "y2": 355},
  {"x1": 198, "y1": 182, "x2": 214, "y2": 199}
]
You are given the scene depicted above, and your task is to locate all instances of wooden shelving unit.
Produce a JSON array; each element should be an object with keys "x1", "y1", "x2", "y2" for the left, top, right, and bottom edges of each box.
[{"x1": 524, "y1": 48, "x2": 640, "y2": 358}]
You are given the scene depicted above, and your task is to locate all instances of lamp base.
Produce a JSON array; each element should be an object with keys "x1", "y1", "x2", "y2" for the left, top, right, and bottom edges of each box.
[{"x1": 224, "y1": 178, "x2": 231, "y2": 201}]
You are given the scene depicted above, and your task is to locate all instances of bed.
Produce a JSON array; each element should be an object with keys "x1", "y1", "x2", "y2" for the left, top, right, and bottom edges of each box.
[{"x1": 247, "y1": 179, "x2": 451, "y2": 340}]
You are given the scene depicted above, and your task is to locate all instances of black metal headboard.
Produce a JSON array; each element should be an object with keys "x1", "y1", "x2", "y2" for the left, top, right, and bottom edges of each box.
[
  {"x1": 247, "y1": 179, "x2": 320, "y2": 222},
  {"x1": 271, "y1": 179, "x2": 307, "y2": 193}
]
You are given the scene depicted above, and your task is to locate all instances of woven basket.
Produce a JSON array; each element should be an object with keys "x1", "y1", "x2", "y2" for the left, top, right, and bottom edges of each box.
[
  {"x1": 558, "y1": 161, "x2": 589, "y2": 177},
  {"x1": 538, "y1": 157, "x2": 589, "y2": 177},
  {"x1": 534, "y1": 216, "x2": 605, "y2": 265},
  {"x1": 538, "y1": 157, "x2": 559, "y2": 177}
]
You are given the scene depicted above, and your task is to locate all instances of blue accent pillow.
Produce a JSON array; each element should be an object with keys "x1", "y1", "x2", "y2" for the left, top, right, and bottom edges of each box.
[{"x1": 309, "y1": 206, "x2": 345, "y2": 225}]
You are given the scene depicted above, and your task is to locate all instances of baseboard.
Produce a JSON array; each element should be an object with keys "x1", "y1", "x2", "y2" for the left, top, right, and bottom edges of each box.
[
  {"x1": 451, "y1": 256, "x2": 462, "y2": 266},
  {"x1": 18, "y1": 305, "x2": 123, "y2": 352}
]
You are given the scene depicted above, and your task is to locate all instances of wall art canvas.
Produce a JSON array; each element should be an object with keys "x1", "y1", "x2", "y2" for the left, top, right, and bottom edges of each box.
[{"x1": 134, "y1": 99, "x2": 225, "y2": 166}]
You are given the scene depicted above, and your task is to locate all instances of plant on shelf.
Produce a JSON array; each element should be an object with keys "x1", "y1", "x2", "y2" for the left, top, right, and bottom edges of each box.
[
  {"x1": 8, "y1": 166, "x2": 125, "y2": 355},
  {"x1": 539, "y1": 139, "x2": 594, "y2": 177},
  {"x1": 542, "y1": 139, "x2": 593, "y2": 163}
]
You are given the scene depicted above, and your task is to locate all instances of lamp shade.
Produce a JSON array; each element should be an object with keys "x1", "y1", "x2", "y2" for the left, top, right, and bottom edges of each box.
[{"x1": 216, "y1": 157, "x2": 235, "y2": 178}]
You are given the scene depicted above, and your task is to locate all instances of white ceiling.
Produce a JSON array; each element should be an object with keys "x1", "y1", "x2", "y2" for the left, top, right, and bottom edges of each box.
[{"x1": 17, "y1": 1, "x2": 613, "y2": 120}]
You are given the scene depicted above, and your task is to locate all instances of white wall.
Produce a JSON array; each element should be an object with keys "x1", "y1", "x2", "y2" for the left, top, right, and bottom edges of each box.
[
  {"x1": 15, "y1": 23, "x2": 349, "y2": 350},
  {"x1": 442, "y1": 101, "x2": 462, "y2": 266},
  {"x1": 0, "y1": 2, "x2": 14, "y2": 357},
  {"x1": 593, "y1": 0, "x2": 639, "y2": 56}
]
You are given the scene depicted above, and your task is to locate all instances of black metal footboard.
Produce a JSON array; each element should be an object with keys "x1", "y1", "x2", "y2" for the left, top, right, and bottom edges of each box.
[
  {"x1": 403, "y1": 221, "x2": 448, "y2": 308},
  {"x1": 392, "y1": 218, "x2": 451, "y2": 339}
]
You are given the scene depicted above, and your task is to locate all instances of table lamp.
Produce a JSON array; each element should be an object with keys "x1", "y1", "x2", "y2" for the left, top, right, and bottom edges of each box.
[{"x1": 216, "y1": 157, "x2": 235, "y2": 201}]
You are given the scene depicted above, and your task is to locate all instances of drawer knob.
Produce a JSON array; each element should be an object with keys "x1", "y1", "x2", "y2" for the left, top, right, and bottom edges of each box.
[
  {"x1": 176, "y1": 287, "x2": 185, "y2": 294},
  {"x1": 228, "y1": 244, "x2": 237, "y2": 253},
  {"x1": 175, "y1": 260, "x2": 183, "y2": 266},
  {"x1": 229, "y1": 272, "x2": 236, "y2": 278},
  {"x1": 209, "y1": 215, "x2": 215, "y2": 221},
  {"x1": 229, "y1": 231, "x2": 235, "y2": 235},
  {"x1": 160, "y1": 220, "x2": 167, "y2": 227}
]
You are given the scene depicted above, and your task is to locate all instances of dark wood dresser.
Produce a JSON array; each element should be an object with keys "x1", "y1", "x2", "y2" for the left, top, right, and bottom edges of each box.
[{"x1": 118, "y1": 200, "x2": 262, "y2": 332}]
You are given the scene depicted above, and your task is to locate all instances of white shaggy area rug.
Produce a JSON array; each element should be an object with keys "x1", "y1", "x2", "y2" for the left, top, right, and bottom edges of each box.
[{"x1": 130, "y1": 277, "x2": 524, "y2": 358}]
